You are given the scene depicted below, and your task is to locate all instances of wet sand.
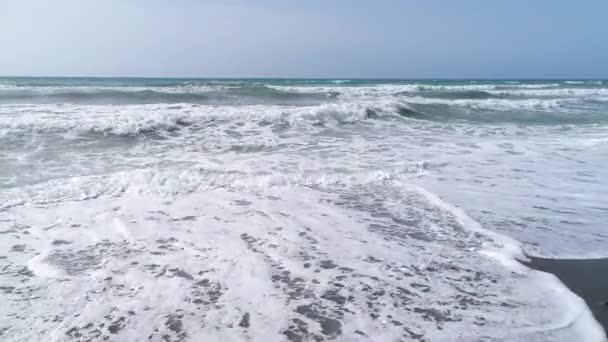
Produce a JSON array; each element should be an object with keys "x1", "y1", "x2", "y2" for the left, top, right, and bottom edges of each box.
[{"x1": 524, "y1": 256, "x2": 608, "y2": 334}]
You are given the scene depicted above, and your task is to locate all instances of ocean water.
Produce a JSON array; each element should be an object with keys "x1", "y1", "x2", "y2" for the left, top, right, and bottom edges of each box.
[{"x1": 1, "y1": 78, "x2": 607, "y2": 341}]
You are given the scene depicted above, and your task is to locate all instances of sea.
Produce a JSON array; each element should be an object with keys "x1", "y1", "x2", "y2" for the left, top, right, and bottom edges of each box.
[{"x1": 1, "y1": 78, "x2": 607, "y2": 341}]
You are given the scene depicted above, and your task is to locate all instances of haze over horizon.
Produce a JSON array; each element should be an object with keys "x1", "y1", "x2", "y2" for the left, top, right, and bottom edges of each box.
[{"x1": 1, "y1": 0, "x2": 607, "y2": 79}]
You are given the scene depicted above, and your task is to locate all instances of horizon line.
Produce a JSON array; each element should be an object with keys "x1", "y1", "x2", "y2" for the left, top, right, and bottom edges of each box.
[{"x1": 1, "y1": 75, "x2": 607, "y2": 81}]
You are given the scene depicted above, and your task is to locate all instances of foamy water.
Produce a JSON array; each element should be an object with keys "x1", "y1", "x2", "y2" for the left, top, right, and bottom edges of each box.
[{"x1": 1, "y1": 78, "x2": 606, "y2": 341}]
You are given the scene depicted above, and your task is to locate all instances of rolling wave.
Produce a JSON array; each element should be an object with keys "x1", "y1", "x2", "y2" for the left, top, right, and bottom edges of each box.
[
  {"x1": 0, "y1": 101, "x2": 407, "y2": 136},
  {"x1": 1, "y1": 95, "x2": 606, "y2": 138}
]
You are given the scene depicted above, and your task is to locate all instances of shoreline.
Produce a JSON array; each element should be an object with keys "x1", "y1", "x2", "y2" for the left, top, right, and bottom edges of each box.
[{"x1": 522, "y1": 256, "x2": 608, "y2": 334}]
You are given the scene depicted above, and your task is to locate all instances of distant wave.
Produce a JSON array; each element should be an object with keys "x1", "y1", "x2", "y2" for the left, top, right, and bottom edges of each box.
[
  {"x1": 1, "y1": 82, "x2": 607, "y2": 106},
  {"x1": 0, "y1": 85, "x2": 329, "y2": 105},
  {"x1": 489, "y1": 88, "x2": 608, "y2": 97},
  {"x1": 331, "y1": 80, "x2": 352, "y2": 84},
  {"x1": 397, "y1": 90, "x2": 498, "y2": 100},
  {"x1": 269, "y1": 83, "x2": 608, "y2": 99},
  {"x1": 400, "y1": 96, "x2": 575, "y2": 111}
]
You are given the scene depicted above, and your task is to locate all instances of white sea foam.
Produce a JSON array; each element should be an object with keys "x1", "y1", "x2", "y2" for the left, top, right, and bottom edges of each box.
[
  {"x1": 0, "y1": 163, "x2": 431, "y2": 209},
  {"x1": 1, "y1": 182, "x2": 605, "y2": 341}
]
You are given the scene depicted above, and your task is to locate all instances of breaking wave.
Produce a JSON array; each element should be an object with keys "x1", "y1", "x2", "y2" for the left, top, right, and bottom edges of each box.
[
  {"x1": 1, "y1": 95, "x2": 606, "y2": 138},
  {"x1": 0, "y1": 101, "x2": 409, "y2": 136}
]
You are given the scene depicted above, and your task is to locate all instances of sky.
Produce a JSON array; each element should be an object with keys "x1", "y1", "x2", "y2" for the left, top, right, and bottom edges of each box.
[{"x1": 0, "y1": 0, "x2": 607, "y2": 78}]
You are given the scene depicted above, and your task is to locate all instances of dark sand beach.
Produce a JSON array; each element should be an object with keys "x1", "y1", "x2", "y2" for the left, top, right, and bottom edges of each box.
[{"x1": 524, "y1": 256, "x2": 608, "y2": 333}]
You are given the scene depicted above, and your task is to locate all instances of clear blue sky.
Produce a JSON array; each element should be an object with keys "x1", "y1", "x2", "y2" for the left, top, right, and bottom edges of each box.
[{"x1": 1, "y1": 0, "x2": 606, "y2": 78}]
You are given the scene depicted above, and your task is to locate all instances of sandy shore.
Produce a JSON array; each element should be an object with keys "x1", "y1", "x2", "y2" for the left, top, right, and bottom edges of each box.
[{"x1": 523, "y1": 256, "x2": 608, "y2": 334}]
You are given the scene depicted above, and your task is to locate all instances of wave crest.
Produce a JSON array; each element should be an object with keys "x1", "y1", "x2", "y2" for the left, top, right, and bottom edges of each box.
[{"x1": 0, "y1": 101, "x2": 413, "y2": 137}]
